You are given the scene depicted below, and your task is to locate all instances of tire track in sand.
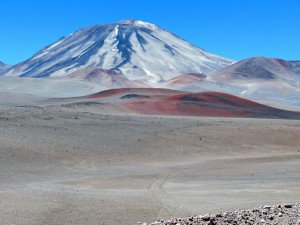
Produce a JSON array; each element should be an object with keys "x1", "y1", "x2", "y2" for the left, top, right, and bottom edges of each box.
[{"x1": 147, "y1": 167, "x2": 188, "y2": 217}]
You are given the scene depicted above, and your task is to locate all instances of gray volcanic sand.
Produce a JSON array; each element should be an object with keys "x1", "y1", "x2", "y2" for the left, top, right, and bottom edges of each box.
[{"x1": 1, "y1": 105, "x2": 300, "y2": 225}]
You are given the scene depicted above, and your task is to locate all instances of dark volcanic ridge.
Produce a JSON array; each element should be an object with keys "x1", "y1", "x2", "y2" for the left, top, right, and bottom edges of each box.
[
  {"x1": 137, "y1": 203, "x2": 300, "y2": 225},
  {"x1": 57, "y1": 88, "x2": 300, "y2": 119}
]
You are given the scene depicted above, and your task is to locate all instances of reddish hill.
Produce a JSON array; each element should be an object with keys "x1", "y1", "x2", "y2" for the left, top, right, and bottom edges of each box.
[
  {"x1": 87, "y1": 88, "x2": 187, "y2": 99},
  {"x1": 77, "y1": 88, "x2": 300, "y2": 119}
]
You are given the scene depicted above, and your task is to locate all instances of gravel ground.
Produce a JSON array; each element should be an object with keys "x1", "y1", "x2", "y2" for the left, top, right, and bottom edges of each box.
[
  {"x1": 1, "y1": 104, "x2": 300, "y2": 225},
  {"x1": 140, "y1": 203, "x2": 300, "y2": 225}
]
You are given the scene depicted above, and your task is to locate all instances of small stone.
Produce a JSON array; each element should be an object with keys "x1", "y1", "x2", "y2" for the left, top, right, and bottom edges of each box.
[
  {"x1": 262, "y1": 205, "x2": 272, "y2": 209},
  {"x1": 222, "y1": 212, "x2": 228, "y2": 217},
  {"x1": 261, "y1": 219, "x2": 265, "y2": 223},
  {"x1": 248, "y1": 217, "x2": 255, "y2": 222},
  {"x1": 284, "y1": 204, "x2": 293, "y2": 208},
  {"x1": 200, "y1": 214, "x2": 211, "y2": 221},
  {"x1": 267, "y1": 215, "x2": 274, "y2": 220},
  {"x1": 209, "y1": 219, "x2": 217, "y2": 225}
]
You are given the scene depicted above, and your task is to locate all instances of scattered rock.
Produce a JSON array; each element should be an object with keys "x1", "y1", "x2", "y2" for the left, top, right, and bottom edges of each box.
[
  {"x1": 137, "y1": 203, "x2": 300, "y2": 225},
  {"x1": 284, "y1": 204, "x2": 293, "y2": 208},
  {"x1": 200, "y1": 214, "x2": 210, "y2": 221},
  {"x1": 267, "y1": 215, "x2": 274, "y2": 220},
  {"x1": 262, "y1": 205, "x2": 272, "y2": 209}
]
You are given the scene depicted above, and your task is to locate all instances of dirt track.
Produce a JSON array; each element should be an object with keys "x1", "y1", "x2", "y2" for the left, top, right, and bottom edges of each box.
[{"x1": 1, "y1": 106, "x2": 300, "y2": 225}]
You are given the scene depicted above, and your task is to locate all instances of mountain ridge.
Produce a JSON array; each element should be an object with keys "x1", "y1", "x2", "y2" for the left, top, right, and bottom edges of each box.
[
  {"x1": 0, "y1": 61, "x2": 11, "y2": 73},
  {"x1": 210, "y1": 56, "x2": 300, "y2": 84}
]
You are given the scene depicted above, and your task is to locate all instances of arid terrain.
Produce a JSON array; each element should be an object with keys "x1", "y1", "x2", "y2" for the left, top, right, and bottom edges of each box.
[
  {"x1": 1, "y1": 7, "x2": 300, "y2": 225},
  {"x1": 1, "y1": 98, "x2": 300, "y2": 225}
]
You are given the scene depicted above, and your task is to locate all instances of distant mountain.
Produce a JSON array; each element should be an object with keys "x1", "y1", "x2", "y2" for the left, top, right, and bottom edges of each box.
[
  {"x1": 160, "y1": 72, "x2": 243, "y2": 94},
  {"x1": 210, "y1": 57, "x2": 300, "y2": 84},
  {"x1": 2, "y1": 21, "x2": 300, "y2": 110},
  {"x1": 0, "y1": 61, "x2": 11, "y2": 73},
  {"x1": 160, "y1": 56, "x2": 300, "y2": 94},
  {"x1": 3, "y1": 19, "x2": 234, "y2": 82},
  {"x1": 61, "y1": 67, "x2": 146, "y2": 88},
  {"x1": 161, "y1": 73, "x2": 207, "y2": 86},
  {"x1": 159, "y1": 57, "x2": 300, "y2": 110}
]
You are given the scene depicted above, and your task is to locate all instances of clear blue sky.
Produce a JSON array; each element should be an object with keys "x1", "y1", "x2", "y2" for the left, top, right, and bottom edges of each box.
[{"x1": 0, "y1": 0, "x2": 299, "y2": 65}]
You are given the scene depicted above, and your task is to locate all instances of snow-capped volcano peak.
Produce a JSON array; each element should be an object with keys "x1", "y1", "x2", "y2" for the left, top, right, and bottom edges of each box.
[
  {"x1": 3, "y1": 19, "x2": 234, "y2": 83},
  {"x1": 117, "y1": 19, "x2": 159, "y2": 30}
]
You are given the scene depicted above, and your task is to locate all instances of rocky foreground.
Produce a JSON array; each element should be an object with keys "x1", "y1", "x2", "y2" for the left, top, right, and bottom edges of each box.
[{"x1": 138, "y1": 203, "x2": 300, "y2": 225}]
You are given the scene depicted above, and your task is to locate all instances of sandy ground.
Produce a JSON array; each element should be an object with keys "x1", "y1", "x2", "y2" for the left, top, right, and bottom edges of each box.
[{"x1": 1, "y1": 104, "x2": 300, "y2": 225}]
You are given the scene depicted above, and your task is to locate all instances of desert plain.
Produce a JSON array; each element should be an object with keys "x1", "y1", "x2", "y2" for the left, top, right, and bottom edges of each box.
[{"x1": 1, "y1": 94, "x2": 300, "y2": 225}]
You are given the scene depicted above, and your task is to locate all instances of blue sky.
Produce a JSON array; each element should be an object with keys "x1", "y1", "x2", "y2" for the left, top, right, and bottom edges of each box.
[{"x1": 0, "y1": 0, "x2": 299, "y2": 65}]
